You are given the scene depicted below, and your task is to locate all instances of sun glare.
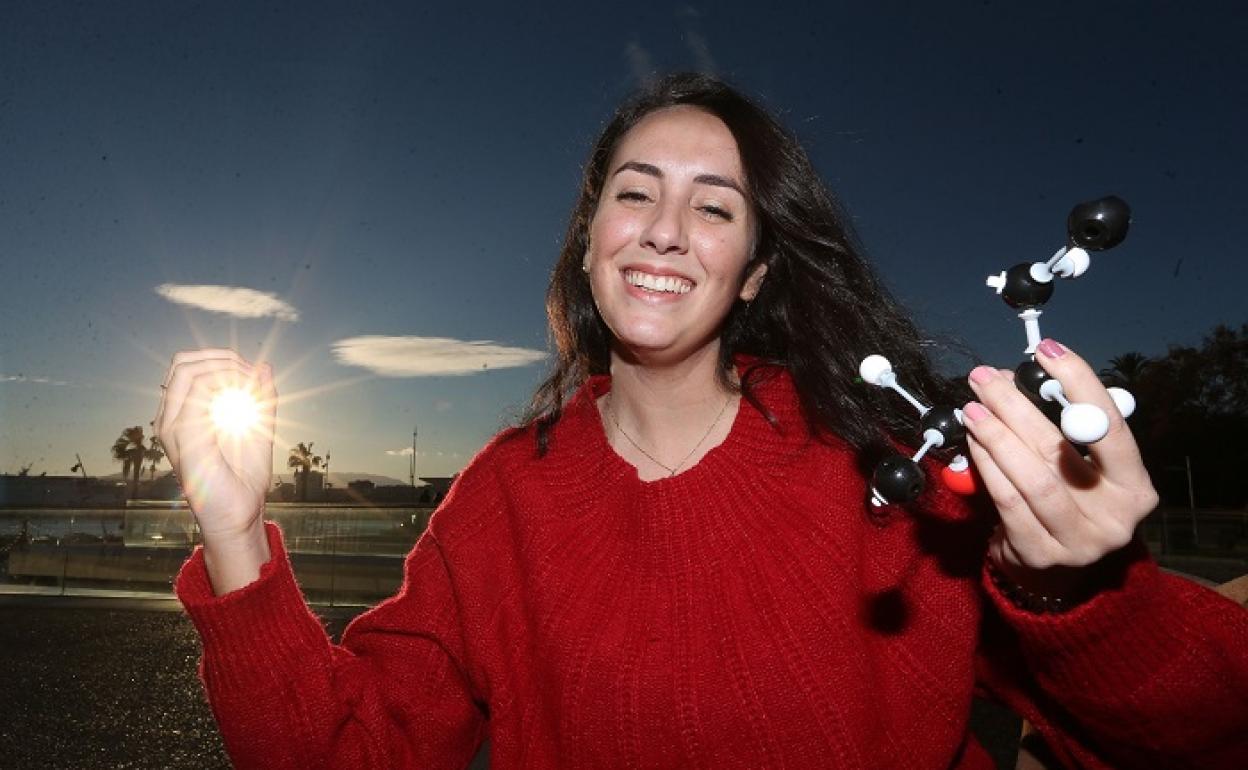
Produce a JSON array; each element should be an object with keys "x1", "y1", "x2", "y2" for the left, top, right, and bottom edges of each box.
[{"x1": 210, "y1": 387, "x2": 260, "y2": 437}]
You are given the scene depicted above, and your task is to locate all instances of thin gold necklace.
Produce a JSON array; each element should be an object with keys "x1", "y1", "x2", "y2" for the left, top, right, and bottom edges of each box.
[{"x1": 606, "y1": 392, "x2": 733, "y2": 477}]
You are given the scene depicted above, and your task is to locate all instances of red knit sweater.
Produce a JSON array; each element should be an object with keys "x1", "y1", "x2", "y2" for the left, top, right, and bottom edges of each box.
[{"x1": 176, "y1": 368, "x2": 1248, "y2": 769}]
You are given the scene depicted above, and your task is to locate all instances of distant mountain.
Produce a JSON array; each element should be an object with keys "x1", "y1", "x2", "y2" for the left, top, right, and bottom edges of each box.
[{"x1": 312, "y1": 471, "x2": 412, "y2": 488}]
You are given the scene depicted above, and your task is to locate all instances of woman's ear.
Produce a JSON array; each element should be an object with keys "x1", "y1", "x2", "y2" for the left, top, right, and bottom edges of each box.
[{"x1": 739, "y1": 262, "x2": 768, "y2": 301}]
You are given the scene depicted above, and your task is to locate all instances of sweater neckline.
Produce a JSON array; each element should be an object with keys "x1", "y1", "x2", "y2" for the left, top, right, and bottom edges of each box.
[
  {"x1": 549, "y1": 358, "x2": 812, "y2": 496},
  {"x1": 584, "y1": 376, "x2": 749, "y2": 488}
]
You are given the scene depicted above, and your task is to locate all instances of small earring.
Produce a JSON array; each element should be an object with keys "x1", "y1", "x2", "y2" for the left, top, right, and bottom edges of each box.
[{"x1": 582, "y1": 255, "x2": 590, "y2": 274}]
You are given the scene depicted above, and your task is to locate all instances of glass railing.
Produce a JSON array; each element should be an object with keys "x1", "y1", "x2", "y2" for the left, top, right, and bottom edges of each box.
[
  {"x1": 1138, "y1": 507, "x2": 1248, "y2": 586},
  {"x1": 1, "y1": 504, "x2": 1244, "y2": 605},
  {"x1": 0, "y1": 503, "x2": 436, "y2": 606}
]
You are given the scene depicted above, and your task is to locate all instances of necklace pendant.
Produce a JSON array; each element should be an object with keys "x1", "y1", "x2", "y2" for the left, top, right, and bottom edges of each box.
[{"x1": 606, "y1": 391, "x2": 733, "y2": 480}]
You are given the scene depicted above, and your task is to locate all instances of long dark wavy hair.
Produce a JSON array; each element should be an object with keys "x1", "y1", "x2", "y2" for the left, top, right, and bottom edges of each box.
[{"x1": 523, "y1": 72, "x2": 968, "y2": 466}]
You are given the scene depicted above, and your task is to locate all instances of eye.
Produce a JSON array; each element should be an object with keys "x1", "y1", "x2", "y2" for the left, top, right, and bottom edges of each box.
[
  {"x1": 616, "y1": 191, "x2": 651, "y2": 203},
  {"x1": 699, "y1": 205, "x2": 733, "y2": 222}
]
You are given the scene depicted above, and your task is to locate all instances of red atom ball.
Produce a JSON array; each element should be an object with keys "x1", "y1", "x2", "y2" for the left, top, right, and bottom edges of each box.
[{"x1": 941, "y1": 464, "x2": 978, "y2": 496}]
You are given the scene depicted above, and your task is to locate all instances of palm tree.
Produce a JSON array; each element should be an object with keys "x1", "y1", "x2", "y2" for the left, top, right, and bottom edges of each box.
[
  {"x1": 287, "y1": 441, "x2": 323, "y2": 502},
  {"x1": 144, "y1": 436, "x2": 166, "y2": 481},
  {"x1": 111, "y1": 426, "x2": 146, "y2": 499},
  {"x1": 1099, "y1": 352, "x2": 1151, "y2": 390}
]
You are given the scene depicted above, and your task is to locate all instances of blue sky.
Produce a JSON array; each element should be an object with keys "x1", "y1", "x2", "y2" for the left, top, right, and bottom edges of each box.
[{"x1": 1, "y1": 1, "x2": 1245, "y2": 481}]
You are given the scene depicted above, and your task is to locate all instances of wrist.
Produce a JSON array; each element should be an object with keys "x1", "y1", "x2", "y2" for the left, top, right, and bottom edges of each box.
[
  {"x1": 201, "y1": 519, "x2": 272, "y2": 596},
  {"x1": 987, "y1": 558, "x2": 1088, "y2": 614}
]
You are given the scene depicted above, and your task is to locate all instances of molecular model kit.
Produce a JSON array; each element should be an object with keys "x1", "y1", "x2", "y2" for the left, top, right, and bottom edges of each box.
[{"x1": 861, "y1": 197, "x2": 1136, "y2": 507}]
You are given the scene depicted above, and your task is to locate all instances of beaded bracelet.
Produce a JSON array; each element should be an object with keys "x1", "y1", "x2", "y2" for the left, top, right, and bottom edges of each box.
[{"x1": 986, "y1": 559, "x2": 1078, "y2": 614}]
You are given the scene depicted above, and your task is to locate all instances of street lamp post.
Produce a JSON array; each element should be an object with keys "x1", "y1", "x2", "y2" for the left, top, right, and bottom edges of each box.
[{"x1": 409, "y1": 426, "x2": 418, "y2": 501}]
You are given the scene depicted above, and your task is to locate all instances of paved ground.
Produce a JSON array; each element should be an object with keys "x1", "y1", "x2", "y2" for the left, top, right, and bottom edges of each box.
[
  {"x1": 2, "y1": 509, "x2": 1241, "y2": 769},
  {"x1": 0, "y1": 596, "x2": 1024, "y2": 769},
  {"x1": 1, "y1": 599, "x2": 233, "y2": 769},
  {"x1": 0, "y1": 597, "x2": 496, "y2": 770},
  {"x1": 4, "y1": 548, "x2": 1244, "y2": 769}
]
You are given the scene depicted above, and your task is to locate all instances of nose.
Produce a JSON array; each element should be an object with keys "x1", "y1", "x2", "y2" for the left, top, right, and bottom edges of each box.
[{"x1": 639, "y1": 199, "x2": 688, "y2": 255}]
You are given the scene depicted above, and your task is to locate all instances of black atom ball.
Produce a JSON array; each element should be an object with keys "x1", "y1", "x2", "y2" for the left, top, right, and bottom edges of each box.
[
  {"x1": 1014, "y1": 359, "x2": 1050, "y2": 402},
  {"x1": 921, "y1": 405, "x2": 966, "y2": 447},
  {"x1": 1001, "y1": 263, "x2": 1055, "y2": 309},
  {"x1": 1067, "y1": 196, "x2": 1131, "y2": 251},
  {"x1": 873, "y1": 454, "x2": 926, "y2": 504}
]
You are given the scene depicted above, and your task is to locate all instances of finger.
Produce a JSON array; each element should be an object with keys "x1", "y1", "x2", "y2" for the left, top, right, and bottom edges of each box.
[
  {"x1": 161, "y1": 348, "x2": 248, "y2": 389},
  {"x1": 158, "y1": 358, "x2": 234, "y2": 471},
  {"x1": 229, "y1": 362, "x2": 276, "y2": 495},
  {"x1": 961, "y1": 400, "x2": 1093, "y2": 547},
  {"x1": 964, "y1": 432, "x2": 1063, "y2": 567},
  {"x1": 987, "y1": 521, "x2": 1034, "y2": 573},
  {"x1": 155, "y1": 349, "x2": 248, "y2": 440},
  {"x1": 169, "y1": 365, "x2": 272, "y2": 505},
  {"x1": 250, "y1": 362, "x2": 276, "y2": 444},
  {"x1": 158, "y1": 358, "x2": 255, "y2": 476},
  {"x1": 967, "y1": 365, "x2": 1068, "y2": 467},
  {"x1": 161, "y1": 357, "x2": 255, "y2": 437},
  {"x1": 1032, "y1": 339, "x2": 1149, "y2": 486},
  {"x1": 170, "y1": 374, "x2": 229, "y2": 503}
]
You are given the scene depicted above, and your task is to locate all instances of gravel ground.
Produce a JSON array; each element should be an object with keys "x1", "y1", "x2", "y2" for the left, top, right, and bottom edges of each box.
[
  {"x1": 1, "y1": 602, "x2": 235, "y2": 769},
  {"x1": 0, "y1": 598, "x2": 1020, "y2": 769},
  {"x1": 1, "y1": 549, "x2": 1239, "y2": 768}
]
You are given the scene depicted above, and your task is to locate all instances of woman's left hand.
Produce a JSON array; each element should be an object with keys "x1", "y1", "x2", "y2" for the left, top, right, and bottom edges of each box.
[{"x1": 962, "y1": 338, "x2": 1159, "y2": 598}]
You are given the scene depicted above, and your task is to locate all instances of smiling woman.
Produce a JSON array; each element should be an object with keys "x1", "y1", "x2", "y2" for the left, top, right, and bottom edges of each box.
[
  {"x1": 528, "y1": 73, "x2": 963, "y2": 470},
  {"x1": 162, "y1": 73, "x2": 1248, "y2": 770}
]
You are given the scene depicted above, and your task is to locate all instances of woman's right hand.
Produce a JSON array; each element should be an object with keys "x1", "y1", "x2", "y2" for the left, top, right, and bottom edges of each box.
[{"x1": 154, "y1": 349, "x2": 276, "y2": 551}]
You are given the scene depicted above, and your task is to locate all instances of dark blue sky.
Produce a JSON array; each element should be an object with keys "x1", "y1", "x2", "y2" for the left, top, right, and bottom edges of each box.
[{"x1": 2, "y1": 1, "x2": 1245, "y2": 480}]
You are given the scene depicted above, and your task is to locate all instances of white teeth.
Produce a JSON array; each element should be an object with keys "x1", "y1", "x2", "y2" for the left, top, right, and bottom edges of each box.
[{"x1": 624, "y1": 270, "x2": 692, "y2": 294}]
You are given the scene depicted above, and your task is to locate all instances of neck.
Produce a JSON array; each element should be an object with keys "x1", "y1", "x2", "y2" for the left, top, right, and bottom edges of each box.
[
  {"x1": 611, "y1": 342, "x2": 732, "y2": 417},
  {"x1": 601, "y1": 343, "x2": 739, "y2": 478}
]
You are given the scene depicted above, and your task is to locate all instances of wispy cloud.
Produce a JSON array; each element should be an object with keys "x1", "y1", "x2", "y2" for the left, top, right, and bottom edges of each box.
[
  {"x1": 332, "y1": 336, "x2": 546, "y2": 377},
  {"x1": 685, "y1": 30, "x2": 716, "y2": 73},
  {"x1": 155, "y1": 283, "x2": 299, "y2": 321},
  {"x1": 675, "y1": 6, "x2": 716, "y2": 73},
  {"x1": 0, "y1": 374, "x2": 69, "y2": 386},
  {"x1": 384, "y1": 448, "x2": 462, "y2": 459},
  {"x1": 625, "y1": 40, "x2": 656, "y2": 85}
]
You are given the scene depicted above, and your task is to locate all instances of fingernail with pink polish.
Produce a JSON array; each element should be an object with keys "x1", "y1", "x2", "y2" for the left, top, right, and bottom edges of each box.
[
  {"x1": 963, "y1": 402, "x2": 990, "y2": 422},
  {"x1": 969, "y1": 366, "x2": 995, "y2": 385},
  {"x1": 1037, "y1": 339, "x2": 1066, "y2": 359}
]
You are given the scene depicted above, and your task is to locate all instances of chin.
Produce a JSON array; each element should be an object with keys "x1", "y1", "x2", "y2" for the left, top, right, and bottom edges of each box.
[
  {"x1": 605, "y1": 315, "x2": 669, "y2": 346},
  {"x1": 614, "y1": 334, "x2": 678, "y2": 358},
  {"x1": 612, "y1": 329, "x2": 722, "y2": 366}
]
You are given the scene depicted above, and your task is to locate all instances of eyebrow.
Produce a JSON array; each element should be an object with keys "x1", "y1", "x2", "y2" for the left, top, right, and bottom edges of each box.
[{"x1": 611, "y1": 160, "x2": 745, "y2": 197}]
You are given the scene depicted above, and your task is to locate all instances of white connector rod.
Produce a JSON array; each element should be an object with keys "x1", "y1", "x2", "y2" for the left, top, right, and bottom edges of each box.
[{"x1": 859, "y1": 355, "x2": 930, "y2": 416}]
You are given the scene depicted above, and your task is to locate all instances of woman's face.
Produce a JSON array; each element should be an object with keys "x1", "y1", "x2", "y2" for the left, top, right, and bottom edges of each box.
[{"x1": 586, "y1": 105, "x2": 765, "y2": 365}]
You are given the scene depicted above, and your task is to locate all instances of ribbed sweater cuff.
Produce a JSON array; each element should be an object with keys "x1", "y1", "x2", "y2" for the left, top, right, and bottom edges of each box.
[
  {"x1": 174, "y1": 520, "x2": 330, "y2": 687},
  {"x1": 981, "y1": 537, "x2": 1182, "y2": 694}
]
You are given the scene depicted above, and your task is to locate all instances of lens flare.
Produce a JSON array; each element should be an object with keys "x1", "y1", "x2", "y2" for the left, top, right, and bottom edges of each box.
[{"x1": 210, "y1": 387, "x2": 260, "y2": 437}]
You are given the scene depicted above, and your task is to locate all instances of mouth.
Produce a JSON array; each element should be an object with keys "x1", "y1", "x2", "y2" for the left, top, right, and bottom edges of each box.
[{"x1": 622, "y1": 268, "x2": 694, "y2": 295}]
